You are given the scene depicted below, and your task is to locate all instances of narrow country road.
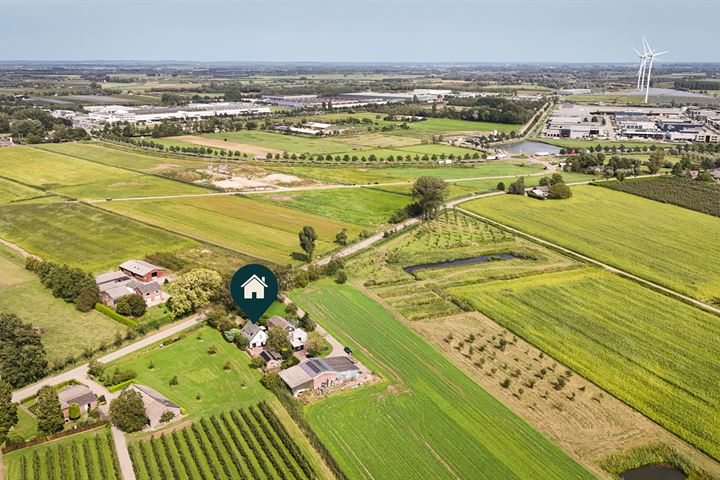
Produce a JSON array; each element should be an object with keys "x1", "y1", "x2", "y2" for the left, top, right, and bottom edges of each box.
[
  {"x1": 11, "y1": 314, "x2": 204, "y2": 403},
  {"x1": 82, "y1": 170, "x2": 554, "y2": 204}
]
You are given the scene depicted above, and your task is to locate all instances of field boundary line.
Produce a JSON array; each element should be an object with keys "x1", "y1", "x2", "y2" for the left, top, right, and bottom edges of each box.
[
  {"x1": 82, "y1": 201, "x2": 267, "y2": 264},
  {"x1": 453, "y1": 205, "x2": 720, "y2": 317}
]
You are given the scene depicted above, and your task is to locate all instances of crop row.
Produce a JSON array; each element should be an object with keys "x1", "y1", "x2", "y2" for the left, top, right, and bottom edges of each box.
[
  {"x1": 600, "y1": 176, "x2": 720, "y2": 218},
  {"x1": 129, "y1": 404, "x2": 317, "y2": 480},
  {"x1": 9, "y1": 430, "x2": 120, "y2": 480}
]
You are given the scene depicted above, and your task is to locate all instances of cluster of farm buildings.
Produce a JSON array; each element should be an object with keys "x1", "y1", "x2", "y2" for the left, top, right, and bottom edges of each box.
[
  {"x1": 240, "y1": 315, "x2": 363, "y2": 396},
  {"x1": 95, "y1": 260, "x2": 168, "y2": 308},
  {"x1": 541, "y1": 105, "x2": 720, "y2": 143}
]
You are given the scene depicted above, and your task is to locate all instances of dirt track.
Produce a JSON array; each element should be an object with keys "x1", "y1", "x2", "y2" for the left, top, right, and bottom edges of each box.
[{"x1": 168, "y1": 135, "x2": 285, "y2": 156}]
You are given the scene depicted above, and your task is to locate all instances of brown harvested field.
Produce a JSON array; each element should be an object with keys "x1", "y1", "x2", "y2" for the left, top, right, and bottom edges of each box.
[
  {"x1": 168, "y1": 135, "x2": 285, "y2": 155},
  {"x1": 375, "y1": 303, "x2": 720, "y2": 479}
]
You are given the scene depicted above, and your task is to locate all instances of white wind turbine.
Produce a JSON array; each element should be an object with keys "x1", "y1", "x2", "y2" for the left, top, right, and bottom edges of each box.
[
  {"x1": 631, "y1": 39, "x2": 649, "y2": 92},
  {"x1": 635, "y1": 37, "x2": 669, "y2": 103}
]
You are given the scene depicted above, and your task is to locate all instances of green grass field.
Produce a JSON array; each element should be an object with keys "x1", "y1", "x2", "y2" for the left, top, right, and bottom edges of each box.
[
  {"x1": 205, "y1": 131, "x2": 352, "y2": 154},
  {"x1": 0, "y1": 245, "x2": 126, "y2": 365},
  {"x1": 4, "y1": 426, "x2": 122, "y2": 480},
  {"x1": 0, "y1": 203, "x2": 197, "y2": 272},
  {"x1": 0, "y1": 145, "x2": 210, "y2": 199},
  {"x1": 450, "y1": 268, "x2": 720, "y2": 461},
  {"x1": 109, "y1": 327, "x2": 269, "y2": 420},
  {"x1": 128, "y1": 403, "x2": 317, "y2": 480},
  {"x1": 291, "y1": 281, "x2": 593, "y2": 480},
  {"x1": 461, "y1": 185, "x2": 720, "y2": 302},
  {"x1": 0, "y1": 178, "x2": 53, "y2": 204},
  {"x1": 35, "y1": 143, "x2": 209, "y2": 173},
  {"x1": 101, "y1": 195, "x2": 358, "y2": 264},
  {"x1": 252, "y1": 187, "x2": 409, "y2": 227}
]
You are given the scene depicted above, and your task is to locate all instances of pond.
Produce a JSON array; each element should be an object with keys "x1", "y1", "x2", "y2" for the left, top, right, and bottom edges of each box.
[
  {"x1": 403, "y1": 253, "x2": 518, "y2": 274},
  {"x1": 620, "y1": 464, "x2": 687, "y2": 480},
  {"x1": 501, "y1": 141, "x2": 563, "y2": 155}
]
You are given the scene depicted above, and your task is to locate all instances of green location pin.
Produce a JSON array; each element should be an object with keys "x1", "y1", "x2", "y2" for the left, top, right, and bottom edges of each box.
[{"x1": 230, "y1": 264, "x2": 278, "y2": 323}]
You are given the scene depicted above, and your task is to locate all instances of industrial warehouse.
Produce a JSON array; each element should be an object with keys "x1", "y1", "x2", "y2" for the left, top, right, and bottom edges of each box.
[{"x1": 541, "y1": 104, "x2": 720, "y2": 143}]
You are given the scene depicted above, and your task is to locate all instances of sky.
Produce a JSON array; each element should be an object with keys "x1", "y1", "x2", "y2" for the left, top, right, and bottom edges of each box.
[{"x1": 1, "y1": 0, "x2": 719, "y2": 63}]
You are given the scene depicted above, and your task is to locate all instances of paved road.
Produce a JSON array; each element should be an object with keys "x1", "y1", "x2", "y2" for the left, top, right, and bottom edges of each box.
[
  {"x1": 12, "y1": 314, "x2": 204, "y2": 403},
  {"x1": 82, "y1": 170, "x2": 555, "y2": 204}
]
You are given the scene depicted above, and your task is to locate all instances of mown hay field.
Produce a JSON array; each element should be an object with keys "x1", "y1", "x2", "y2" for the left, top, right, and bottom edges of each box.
[
  {"x1": 0, "y1": 146, "x2": 210, "y2": 199},
  {"x1": 101, "y1": 195, "x2": 358, "y2": 264},
  {"x1": 4, "y1": 427, "x2": 122, "y2": 480},
  {"x1": 0, "y1": 203, "x2": 197, "y2": 272},
  {"x1": 252, "y1": 187, "x2": 409, "y2": 227},
  {"x1": 291, "y1": 281, "x2": 593, "y2": 480},
  {"x1": 449, "y1": 268, "x2": 720, "y2": 462},
  {"x1": 461, "y1": 185, "x2": 720, "y2": 302},
  {"x1": 35, "y1": 142, "x2": 209, "y2": 173},
  {"x1": 600, "y1": 176, "x2": 720, "y2": 218}
]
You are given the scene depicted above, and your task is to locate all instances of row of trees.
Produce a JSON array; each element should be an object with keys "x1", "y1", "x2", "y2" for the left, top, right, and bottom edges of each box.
[{"x1": 25, "y1": 258, "x2": 99, "y2": 312}]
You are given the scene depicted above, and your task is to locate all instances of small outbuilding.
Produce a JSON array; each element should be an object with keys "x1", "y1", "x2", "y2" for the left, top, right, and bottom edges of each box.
[
  {"x1": 279, "y1": 357, "x2": 360, "y2": 396},
  {"x1": 57, "y1": 384, "x2": 97, "y2": 420},
  {"x1": 127, "y1": 384, "x2": 181, "y2": 429}
]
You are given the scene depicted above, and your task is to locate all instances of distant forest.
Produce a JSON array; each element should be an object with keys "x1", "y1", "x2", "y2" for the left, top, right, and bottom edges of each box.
[{"x1": 674, "y1": 79, "x2": 720, "y2": 90}]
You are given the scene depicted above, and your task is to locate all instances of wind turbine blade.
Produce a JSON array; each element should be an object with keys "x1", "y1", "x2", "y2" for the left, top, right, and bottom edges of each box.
[
  {"x1": 631, "y1": 46, "x2": 642, "y2": 56},
  {"x1": 654, "y1": 50, "x2": 670, "y2": 56},
  {"x1": 642, "y1": 37, "x2": 651, "y2": 53}
]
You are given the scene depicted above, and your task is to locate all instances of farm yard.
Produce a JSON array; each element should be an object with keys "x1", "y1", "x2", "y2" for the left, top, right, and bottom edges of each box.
[
  {"x1": 449, "y1": 268, "x2": 720, "y2": 462},
  {"x1": 128, "y1": 403, "x2": 319, "y2": 480},
  {"x1": 461, "y1": 184, "x2": 720, "y2": 302},
  {"x1": 291, "y1": 281, "x2": 594, "y2": 480},
  {"x1": 0, "y1": 202, "x2": 197, "y2": 272},
  {"x1": 600, "y1": 176, "x2": 720, "y2": 218},
  {"x1": 3, "y1": 426, "x2": 122, "y2": 480},
  {"x1": 100, "y1": 194, "x2": 359, "y2": 264}
]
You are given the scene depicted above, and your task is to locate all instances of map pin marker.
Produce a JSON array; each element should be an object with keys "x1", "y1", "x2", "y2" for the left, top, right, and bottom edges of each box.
[{"x1": 230, "y1": 264, "x2": 279, "y2": 323}]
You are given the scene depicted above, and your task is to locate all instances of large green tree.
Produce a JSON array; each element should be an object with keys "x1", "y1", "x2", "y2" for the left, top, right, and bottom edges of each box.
[
  {"x1": 110, "y1": 389, "x2": 148, "y2": 433},
  {"x1": 298, "y1": 225, "x2": 317, "y2": 261},
  {"x1": 167, "y1": 268, "x2": 223, "y2": 317},
  {"x1": 116, "y1": 294, "x2": 146, "y2": 317},
  {"x1": 412, "y1": 176, "x2": 448, "y2": 220},
  {"x1": 36, "y1": 386, "x2": 64, "y2": 436},
  {"x1": 0, "y1": 313, "x2": 48, "y2": 388},
  {"x1": 0, "y1": 379, "x2": 18, "y2": 444},
  {"x1": 266, "y1": 326, "x2": 293, "y2": 359}
]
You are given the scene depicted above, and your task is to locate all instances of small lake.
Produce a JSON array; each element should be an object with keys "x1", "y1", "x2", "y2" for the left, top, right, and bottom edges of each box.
[
  {"x1": 403, "y1": 254, "x2": 517, "y2": 274},
  {"x1": 620, "y1": 464, "x2": 687, "y2": 480},
  {"x1": 501, "y1": 141, "x2": 563, "y2": 155}
]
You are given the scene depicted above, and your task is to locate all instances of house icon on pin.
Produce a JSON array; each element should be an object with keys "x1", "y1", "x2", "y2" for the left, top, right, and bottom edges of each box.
[{"x1": 241, "y1": 274, "x2": 268, "y2": 300}]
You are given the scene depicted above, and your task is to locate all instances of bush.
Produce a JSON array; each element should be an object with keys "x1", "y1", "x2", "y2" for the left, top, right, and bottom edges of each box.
[
  {"x1": 335, "y1": 270, "x2": 347, "y2": 284},
  {"x1": 68, "y1": 403, "x2": 81, "y2": 421},
  {"x1": 281, "y1": 356, "x2": 300, "y2": 369},
  {"x1": 169, "y1": 376, "x2": 178, "y2": 386},
  {"x1": 74, "y1": 286, "x2": 99, "y2": 312},
  {"x1": 115, "y1": 294, "x2": 146, "y2": 318},
  {"x1": 95, "y1": 303, "x2": 138, "y2": 329},
  {"x1": 249, "y1": 357, "x2": 266, "y2": 369},
  {"x1": 160, "y1": 410, "x2": 175, "y2": 423},
  {"x1": 102, "y1": 368, "x2": 137, "y2": 387},
  {"x1": 548, "y1": 181, "x2": 572, "y2": 199}
]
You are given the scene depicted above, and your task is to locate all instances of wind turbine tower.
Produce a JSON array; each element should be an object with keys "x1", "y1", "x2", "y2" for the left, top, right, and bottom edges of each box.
[{"x1": 633, "y1": 37, "x2": 668, "y2": 104}]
